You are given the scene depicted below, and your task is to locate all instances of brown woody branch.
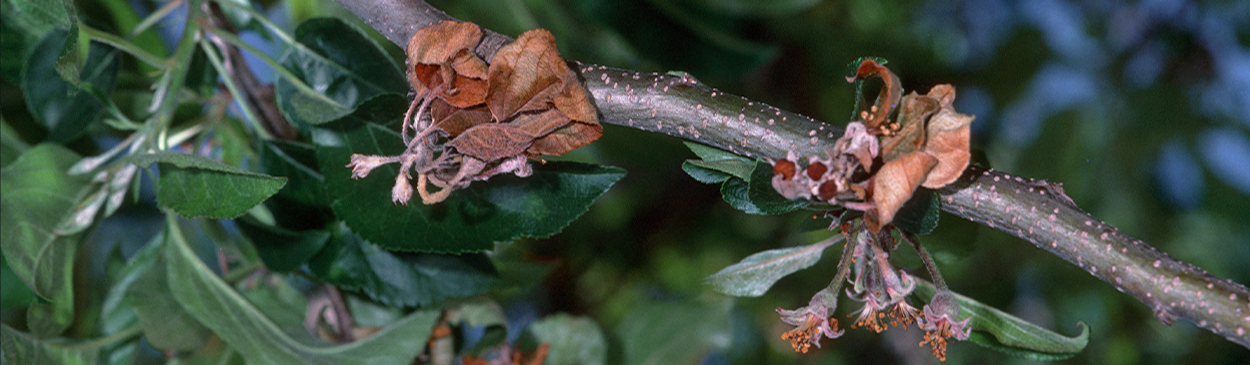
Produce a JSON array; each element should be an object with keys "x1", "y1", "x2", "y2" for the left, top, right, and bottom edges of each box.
[{"x1": 334, "y1": 0, "x2": 1250, "y2": 348}]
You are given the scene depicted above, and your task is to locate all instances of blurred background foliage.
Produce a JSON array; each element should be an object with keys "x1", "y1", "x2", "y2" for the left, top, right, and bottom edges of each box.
[{"x1": 2, "y1": 0, "x2": 1248, "y2": 364}]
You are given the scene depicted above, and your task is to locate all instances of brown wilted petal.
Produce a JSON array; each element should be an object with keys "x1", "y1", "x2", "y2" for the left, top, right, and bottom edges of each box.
[
  {"x1": 921, "y1": 109, "x2": 973, "y2": 188},
  {"x1": 881, "y1": 91, "x2": 939, "y2": 159},
  {"x1": 407, "y1": 21, "x2": 489, "y2": 107},
  {"x1": 527, "y1": 121, "x2": 603, "y2": 156},
  {"x1": 448, "y1": 123, "x2": 533, "y2": 162},
  {"x1": 845, "y1": 59, "x2": 903, "y2": 131},
  {"x1": 407, "y1": 21, "x2": 483, "y2": 66},
  {"x1": 487, "y1": 28, "x2": 600, "y2": 127},
  {"x1": 869, "y1": 151, "x2": 938, "y2": 231},
  {"x1": 552, "y1": 74, "x2": 599, "y2": 124},
  {"x1": 430, "y1": 100, "x2": 492, "y2": 137},
  {"x1": 487, "y1": 29, "x2": 564, "y2": 121},
  {"x1": 509, "y1": 108, "x2": 570, "y2": 138}
]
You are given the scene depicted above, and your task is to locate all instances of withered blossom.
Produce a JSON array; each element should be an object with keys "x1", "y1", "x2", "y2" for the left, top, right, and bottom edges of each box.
[
  {"x1": 777, "y1": 288, "x2": 843, "y2": 353},
  {"x1": 917, "y1": 290, "x2": 971, "y2": 361}
]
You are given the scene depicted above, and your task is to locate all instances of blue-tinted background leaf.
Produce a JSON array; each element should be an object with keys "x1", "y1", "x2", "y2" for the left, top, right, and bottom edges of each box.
[
  {"x1": 615, "y1": 297, "x2": 733, "y2": 365},
  {"x1": 275, "y1": 17, "x2": 408, "y2": 127},
  {"x1": 22, "y1": 30, "x2": 117, "y2": 142},
  {"x1": 517, "y1": 313, "x2": 607, "y2": 365},
  {"x1": 237, "y1": 217, "x2": 329, "y2": 273}
]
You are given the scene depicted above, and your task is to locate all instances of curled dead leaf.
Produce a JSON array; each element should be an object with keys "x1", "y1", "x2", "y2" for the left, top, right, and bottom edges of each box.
[
  {"x1": 846, "y1": 59, "x2": 903, "y2": 131},
  {"x1": 528, "y1": 120, "x2": 603, "y2": 156},
  {"x1": 487, "y1": 28, "x2": 600, "y2": 126},
  {"x1": 868, "y1": 151, "x2": 937, "y2": 232},
  {"x1": 921, "y1": 109, "x2": 972, "y2": 188},
  {"x1": 448, "y1": 123, "x2": 533, "y2": 162},
  {"x1": 881, "y1": 91, "x2": 939, "y2": 159},
  {"x1": 407, "y1": 21, "x2": 489, "y2": 108},
  {"x1": 430, "y1": 100, "x2": 492, "y2": 137}
]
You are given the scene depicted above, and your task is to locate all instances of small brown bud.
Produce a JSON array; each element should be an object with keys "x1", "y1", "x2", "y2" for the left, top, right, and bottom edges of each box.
[
  {"x1": 806, "y1": 161, "x2": 828, "y2": 180},
  {"x1": 817, "y1": 180, "x2": 838, "y2": 201},
  {"x1": 773, "y1": 158, "x2": 797, "y2": 180}
]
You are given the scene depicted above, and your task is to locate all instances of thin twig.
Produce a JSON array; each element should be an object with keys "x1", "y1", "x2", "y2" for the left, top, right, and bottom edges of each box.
[{"x1": 203, "y1": 1, "x2": 297, "y2": 140}]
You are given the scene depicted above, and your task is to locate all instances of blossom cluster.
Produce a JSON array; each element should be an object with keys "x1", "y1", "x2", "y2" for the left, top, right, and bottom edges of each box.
[{"x1": 776, "y1": 223, "x2": 970, "y2": 361}]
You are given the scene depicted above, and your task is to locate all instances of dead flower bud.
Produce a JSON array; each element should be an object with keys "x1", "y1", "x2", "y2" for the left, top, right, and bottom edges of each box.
[
  {"x1": 774, "y1": 158, "x2": 797, "y2": 180},
  {"x1": 392, "y1": 171, "x2": 413, "y2": 205},
  {"x1": 347, "y1": 154, "x2": 399, "y2": 179},
  {"x1": 778, "y1": 289, "x2": 843, "y2": 353},
  {"x1": 806, "y1": 161, "x2": 828, "y2": 180},
  {"x1": 918, "y1": 290, "x2": 971, "y2": 362}
]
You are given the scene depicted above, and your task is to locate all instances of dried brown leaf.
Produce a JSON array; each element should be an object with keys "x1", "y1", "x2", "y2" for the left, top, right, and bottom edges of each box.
[
  {"x1": 528, "y1": 121, "x2": 603, "y2": 156},
  {"x1": 448, "y1": 124, "x2": 533, "y2": 162},
  {"x1": 407, "y1": 21, "x2": 489, "y2": 108},
  {"x1": 869, "y1": 151, "x2": 938, "y2": 231},
  {"x1": 882, "y1": 92, "x2": 939, "y2": 159},
  {"x1": 431, "y1": 100, "x2": 492, "y2": 137},
  {"x1": 509, "y1": 109, "x2": 569, "y2": 138},
  {"x1": 487, "y1": 29, "x2": 600, "y2": 125},
  {"x1": 487, "y1": 29, "x2": 564, "y2": 121},
  {"x1": 921, "y1": 110, "x2": 973, "y2": 188}
]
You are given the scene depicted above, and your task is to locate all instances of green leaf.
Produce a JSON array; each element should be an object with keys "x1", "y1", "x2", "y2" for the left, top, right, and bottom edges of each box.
[
  {"x1": 0, "y1": 253, "x2": 36, "y2": 310},
  {"x1": 308, "y1": 223, "x2": 501, "y2": 308},
  {"x1": 681, "y1": 161, "x2": 732, "y2": 184},
  {"x1": 703, "y1": 235, "x2": 843, "y2": 297},
  {"x1": 125, "y1": 230, "x2": 212, "y2": 351},
  {"x1": 719, "y1": 177, "x2": 760, "y2": 214},
  {"x1": 97, "y1": 239, "x2": 157, "y2": 337},
  {"x1": 913, "y1": 280, "x2": 1090, "y2": 361},
  {"x1": 22, "y1": 30, "x2": 118, "y2": 143},
  {"x1": 236, "y1": 217, "x2": 329, "y2": 272},
  {"x1": 684, "y1": 159, "x2": 753, "y2": 182},
  {"x1": 1, "y1": 324, "x2": 97, "y2": 365},
  {"x1": 313, "y1": 120, "x2": 624, "y2": 253},
  {"x1": 0, "y1": 144, "x2": 89, "y2": 336},
  {"x1": 615, "y1": 298, "x2": 732, "y2": 365},
  {"x1": 517, "y1": 314, "x2": 607, "y2": 365},
  {"x1": 7, "y1": 0, "x2": 71, "y2": 34},
  {"x1": 683, "y1": 141, "x2": 751, "y2": 163},
  {"x1": 275, "y1": 17, "x2": 407, "y2": 126},
  {"x1": 261, "y1": 140, "x2": 327, "y2": 207},
  {"x1": 444, "y1": 297, "x2": 508, "y2": 356},
  {"x1": 490, "y1": 242, "x2": 554, "y2": 293},
  {"x1": 892, "y1": 188, "x2": 940, "y2": 235},
  {"x1": 719, "y1": 160, "x2": 807, "y2": 215},
  {"x1": 163, "y1": 218, "x2": 442, "y2": 365},
  {"x1": 745, "y1": 159, "x2": 807, "y2": 214},
  {"x1": 127, "y1": 151, "x2": 287, "y2": 219},
  {"x1": 0, "y1": 117, "x2": 31, "y2": 168}
]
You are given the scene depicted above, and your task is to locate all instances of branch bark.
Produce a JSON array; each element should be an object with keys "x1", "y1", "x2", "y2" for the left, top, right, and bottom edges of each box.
[{"x1": 334, "y1": 0, "x2": 1250, "y2": 348}]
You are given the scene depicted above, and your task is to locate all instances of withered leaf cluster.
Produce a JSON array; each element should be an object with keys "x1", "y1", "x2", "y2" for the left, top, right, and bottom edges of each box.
[
  {"x1": 772, "y1": 59, "x2": 974, "y2": 232},
  {"x1": 348, "y1": 20, "x2": 601, "y2": 204}
]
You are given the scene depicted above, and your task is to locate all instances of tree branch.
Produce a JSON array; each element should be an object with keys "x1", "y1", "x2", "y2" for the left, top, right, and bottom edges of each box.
[{"x1": 333, "y1": 0, "x2": 1250, "y2": 348}]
